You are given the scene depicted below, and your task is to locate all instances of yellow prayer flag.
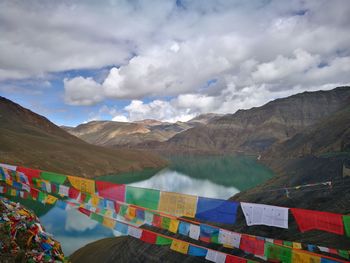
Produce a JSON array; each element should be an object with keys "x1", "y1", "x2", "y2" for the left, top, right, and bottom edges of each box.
[
  {"x1": 159, "y1": 192, "x2": 197, "y2": 218},
  {"x1": 292, "y1": 242, "x2": 302, "y2": 249},
  {"x1": 10, "y1": 189, "x2": 16, "y2": 196},
  {"x1": 126, "y1": 206, "x2": 136, "y2": 220},
  {"x1": 292, "y1": 251, "x2": 321, "y2": 263},
  {"x1": 91, "y1": 195, "x2": 100, "y2": 207},
  {"x1": 68, "y1": 176, "x2": 95, "y2": 194},
  {"x1": 5, "y1": 179, "x2": 13, "y2": 186},
  {"x1": 104, "y1": 209, "x2": 113, "y2": 217},
  {"x1": 46, "y1": 195, "x2": 58, "y2": 205},
  {"x1": 103, "y1": 217, "x2": 116, "y2": 229},
  {"x1": 168, "y1": 219, "x2": 179, "y2": 233},
  {"x1": 170, "y1": 239, "x2": 189, "y2": 254}
]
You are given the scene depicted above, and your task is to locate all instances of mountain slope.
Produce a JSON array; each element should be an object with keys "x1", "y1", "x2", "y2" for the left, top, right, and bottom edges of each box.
[
  {"x1": 64, "y1": 120, "x2": 193, "y2": 147},
  {"x1": 156, "y1": 86, "x2": 350, "y2": 154},
  {"x1": 0, "y1": 97, "x2": 167, "y2": 177}
]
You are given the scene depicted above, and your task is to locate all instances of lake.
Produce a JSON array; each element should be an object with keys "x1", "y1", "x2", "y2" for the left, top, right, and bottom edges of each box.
[{"x1": 7, "y1": 155, "x2": 274, "y2": 256}]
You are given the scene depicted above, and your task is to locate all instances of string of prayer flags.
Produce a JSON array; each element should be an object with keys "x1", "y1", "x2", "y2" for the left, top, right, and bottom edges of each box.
[
  {"x1": 291, "y1": 208, "x2": 344, "y2": 235},
  {"x1": 188, "y1": 245, "x2": 207, "y2": 257},
  {"x1": 68, "y1": 176, "x2": 95, "y2": 194},
  {"x1": 170, "y1": 239, "x2": 189, "y2": 254},
  {"x1": 158, "y1": 191, "x2": 197, "y2": 217},
  {"x1": 241, "y1": 202, "x2": 289, "y2": 229},
  {"x1": 125, "y1": 186, "x2": 160, "y2": 210},
  {"x1": 343, "y1": 215, "x2": 350, "y2": 237},
  {"x1": 195, "y1": 197, "x2": 239, "y2": 224},
  {"x1": 96, "y1": 181, "x2": 125, "y2": 202}
]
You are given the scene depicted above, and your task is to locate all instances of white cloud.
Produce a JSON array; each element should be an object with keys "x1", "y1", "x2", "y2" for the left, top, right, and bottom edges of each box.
[{"x1": 112, "y1": 114, "x2": 129, "y2": 122}]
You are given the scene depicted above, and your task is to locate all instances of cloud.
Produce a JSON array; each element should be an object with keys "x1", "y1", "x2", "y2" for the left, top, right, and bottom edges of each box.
[{"x1": 1, "y1": 0, "x2": 350, "y2": 123}]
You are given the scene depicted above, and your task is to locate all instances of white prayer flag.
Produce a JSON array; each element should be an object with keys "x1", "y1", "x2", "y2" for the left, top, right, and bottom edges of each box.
[
  {"x1": 205, "y1": 250, "x2": 226, "y2": 263},
  {"x1": 0, "y1": 163, "x2": 17, "y2": 171},
  {"x1": 189, "y1": 224, "x2": 200, "y2": 240},
  {"x1": 58, "y1": 185, "x2": 69, "y2": 197},
  {"x1": 128, "y1": 226, "x2": 142, "y2": 239},
  {"x1": 218, "y1": 229, "x2": 241, "y2": 248},
  {"x1": 241, "y1": 202, "x2": 289, "y2": 229}
]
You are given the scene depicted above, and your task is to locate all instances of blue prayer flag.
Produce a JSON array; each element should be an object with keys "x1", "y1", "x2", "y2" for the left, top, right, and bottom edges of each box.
[
  {"x1": 307, "y1": 244, "x2": 316, "y2": 252},
  {"x1": 188, "y1": 245, "x2": 207, "y2": 257},
  {"x1": 321, "y1": 259, "x2": 341, "y2": 263},
  {"x1": 178, "y1": 221, "x2": 190, "y2": 236},
  {"x1": 199, "y1": 224, "x2": 219, "y2": 242},
  {"x1": 195, "y1": 197, "x2": 239, "y2": 224},
  {"x1": 115, "y1": 222, "x2": 128, "y2": 234}
]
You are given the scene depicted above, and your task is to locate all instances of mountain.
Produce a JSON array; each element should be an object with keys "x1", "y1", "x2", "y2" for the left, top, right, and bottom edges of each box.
[
  {"x1": 266, "y1": 103, "x2": 350, "y2": 159},
  {"x1": 63, "y1": 120, "x2": 195, "y2": 147},
  {"x1": 154, "y1": 87, "x2": 350, "y2": 154},
  {"x1": 0, "y1": 97, "x2": 167, "y2": 178}
]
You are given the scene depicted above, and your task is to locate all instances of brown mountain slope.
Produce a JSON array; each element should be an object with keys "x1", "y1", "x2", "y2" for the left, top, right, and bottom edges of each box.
[
  {"x1": 0, "y1": 97, "x2": 167, "y2": 177},
  {"x1": 265, "y1": 103, "x2": 350, "y2": 159},
  {"x1": 154, "y1": 86, "x2": 350, "y2": 154},
  {"x1": 64, "y1": 120, "x2": 194, "y2": 147}
]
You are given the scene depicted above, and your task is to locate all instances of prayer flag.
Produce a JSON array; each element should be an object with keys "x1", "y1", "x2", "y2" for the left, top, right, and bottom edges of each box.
[
  {"x1": 46, "y1": 195, "x2": 57, "y2": 205},
  {"x1": 90, "y1": 195, "x2": 101, "y2": 207},
  {"x1": 161, "y1": 217, "x2": 171, "y2": 230},
  {"x1": 140, "y1": 230, "x2": 157, "y2": 244},
  {"x1": 136, "y1": 209, "x2": 145, "y2": 221},
  {"x1": 179, "y1": 221, "x2": 190, "y2": 236},
  {"x1": 68, "y1": 176, "x2": 95, "y2": 194},
  {"x1": 241, "y1": 202, "x2": 289, "y2": 229},
  {"x1": 158, "y1": 191, "x2": 198, "y2": 217},
  {"x1": 318, "y1": 247, "x2": 329, "y2": 253},
  {"x1": 115, "y1": 222, "x2": 128, "y2": 234},
  {"x1": 169, "y1": 219, "x2": 179, "y2": 233},
  {"x1": 195, "y1": 197, "x2": 239, "y2": 224},
  {"x1": 239, "y1": 235, "x2": 264, "y2": 256},
  {"x1": 265, "y1": 242, "x2": 292, "y2": 263},
  {"x1": 90, "y1": 213, "x2": 103, "y2": 223},
  {"x1": 40, "y1": 171, "x2": 67, "y2": 184},
  {"x1": 68, "y1": 187, "x2": 80, "y2": 200},
  {"x1": 95, "y1": 181, "x2": 125, "y2": 202},
  {"x1": 152, "y1": 214, "x2": 162, "y2": 228},
  {"x1": 343, "y1": 215, "x2": 350, "y2": 237},
  {"x1": 156, "y1": 236, "x2": 172, "y2": 245},
  {"x1": 145, "y1": 211, "x2": 154, "y2": 225},
  {"x1": 188, "y1": 245, "x2": 207, "y2": 257},
  {"x1": 205, "y1": 250, "x2": 226, "y2": 263},
  {"x1": 292, "y1": 250, "x2": 321, "y2": 263},
  {"x1": 128, "y1": 226, "x2": 142, "y2": 239},
  {"x1": 199, "y1": 224, "x2": 219, "y2": 243},
  {"x1": 321, "y1": 259, "x2": 341, "y2": 263},
  {"x1": 218, "y1": 229, "x2": 241, "y2": 248},
  {"x1": 103, "y1": 217, "x2": 116, "y2": 229},
  {"x1": 17, "y1": 166, "x2": 41, "y2": 185},
  {"x1": 58, "y1": 185, "x2": 69, "y2": 197},
  {"x1": 338, "y1": 250, "x2": 349, "y2": 259},
  {"x1": 225, "y1": 254, "x2": 247, "y2": 263},
  {"x1": 78, "y1": 207, "x2": 91, "y2": 217},
  {"x1": 0, "y1": 163, "x2": 17, "y2": 171},
  {"x1": 170, "y1": 240, "x2": 189, "y2": 254},
  {"x1": 291, "y1": 208, "x2": 344, "y2": 235},
  {"x1": 125, "y1": 186, "x2": 160, "y2": 210},
  {"x1": 189, "y1": 224, "x2": 200, "y2": 240}
]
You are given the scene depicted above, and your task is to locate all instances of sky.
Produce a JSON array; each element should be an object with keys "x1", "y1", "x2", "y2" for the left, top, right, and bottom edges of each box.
[{"x1": 0, "y1": 0, "x2": 350, "y2": 126}]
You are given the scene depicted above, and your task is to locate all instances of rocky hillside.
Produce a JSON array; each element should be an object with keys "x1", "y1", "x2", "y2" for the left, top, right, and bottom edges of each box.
[
  {"x1": 154, "y1": 86, "x2": 350, "y2": 154},
  {"x1": 64, "y1": 120, "x2": 193, "y2": 147},
  {"x1": 0, "y1": 97, "x2": 167, "y2": 177}
]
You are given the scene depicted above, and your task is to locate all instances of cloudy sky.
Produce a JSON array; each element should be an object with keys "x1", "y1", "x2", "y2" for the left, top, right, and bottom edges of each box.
[{"x1": 1, "y1": 0, "x2": 350, "y2": 126}]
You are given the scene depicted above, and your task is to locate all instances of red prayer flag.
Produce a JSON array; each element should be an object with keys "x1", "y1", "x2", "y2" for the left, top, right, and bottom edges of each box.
[
  {"x1": 274, "y1": 240, "x2": 283, "y2": 245},
  {"x1": 153, "y1": 215, "x2": 162, "y2": 228},
  {"x1": 30, "y1": 188, "x2": 39, "y2": 199},
  {"x1": 239, "y1": 235, "x2": 265, "y2": 256},
  {"x1": 96, "y1": 181, "x2": 126, "y2": 202},
  {"x1": 291, "y1": 208, "x2": 344, "y2": 235},
  {"x1": 140, "y1": 230, "x2": 157, "y2": 244},
  {"x1": 68, "y1": 187, "x2": 80, "y2": 199},
  {"x1": 17, "y1": 166, "x2": 41, "y2": 185},
  {"x1": 78, "y1": 207, "x2": 91, "y2": 217},
  {"x1": 225, "y1": 254, "x2": 247, "y2": 263}
]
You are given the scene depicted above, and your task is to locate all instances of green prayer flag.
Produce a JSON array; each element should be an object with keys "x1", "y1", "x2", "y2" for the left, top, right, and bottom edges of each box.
[
  {"x1": 211, "y1": 233, "x2": 219, "y2": 244},
  {"x1": 161, "y1": 217, "x2": 171, "y2": 230},
  {"x1": 90, "y1": 213, "x2": 104, "y2": 223},
  {"x1": 119, "y1": 205, "x2": 128, "y2": 216},
  {"x1": 339, "y1": 250, "x2": 349, "y2": 259},
  {"x1": 41, "y1": 171, "x2": 67, "y2": 185},
  {"x1": 125, "y1": 186, "x2": 160, "y2": 210},
  {"x1": 343, "y1": 215, "x2": 350, "y2": 237},
  {"x1": 156, "y1": 236, "x2": 172, "y2": 245},
  {"x1": 265, "y1": 242, "x2": 292, "y2": 263},
  {"x1": 283, "y1": 241, "x2": 293, "y2": 247}
]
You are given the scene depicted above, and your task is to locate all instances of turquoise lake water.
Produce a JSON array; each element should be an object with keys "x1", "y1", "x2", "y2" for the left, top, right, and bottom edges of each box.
[{"x1": 6, "y1": 155, "x2": 274, "y2": 256}]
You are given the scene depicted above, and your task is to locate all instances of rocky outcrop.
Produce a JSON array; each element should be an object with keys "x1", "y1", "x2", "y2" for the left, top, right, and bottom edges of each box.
[{"x1": 0, "y1": 97, "x2": 167, "y2": 178}]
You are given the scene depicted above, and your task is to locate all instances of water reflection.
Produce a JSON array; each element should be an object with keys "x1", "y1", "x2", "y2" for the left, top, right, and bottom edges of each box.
[{"x1": 130, "y1": 169, "x2": 239, "y2": 199}]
